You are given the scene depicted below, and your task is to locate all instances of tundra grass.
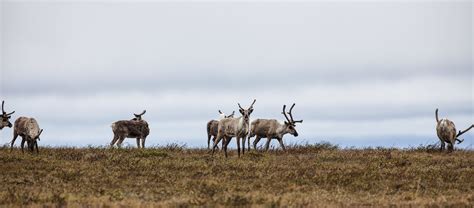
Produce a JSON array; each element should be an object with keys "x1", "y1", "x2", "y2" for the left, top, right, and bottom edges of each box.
[{"x1": 0, "y1": 143, "x2": 473, "y2": 207}]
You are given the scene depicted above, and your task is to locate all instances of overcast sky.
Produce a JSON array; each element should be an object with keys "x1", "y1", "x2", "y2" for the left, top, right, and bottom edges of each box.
[{"x1": 0, "y1": 1, "x2": 472, "y2": 148}]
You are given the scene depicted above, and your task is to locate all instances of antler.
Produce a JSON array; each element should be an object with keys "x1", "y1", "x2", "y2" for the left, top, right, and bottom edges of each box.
[
  {"x1": 435, "y1": 108, "x2": 440, "y2": 123},
  {"x1": 228, "y1": 111, "x2": 235, "y2": 118},
  {"x1": 249, "y1": 99, "x2": 256, "y2": 109},
  {"x1": 287, "y1": 103, "x2": 303, "y2": 123},
  {"x1": 218, "y1": 110, "x2": 223, "y2": 114},
  {"x1": 238, "y1": 99, "x2": 257, "y2": 110},
  {"x1": 134, "y1": 110, "x2": 146, "y2": 117},
  {"x1": 457, "y1": 124, "x2": 474, "y2": 138},
  {"x1": 238, "y1": 103, "x2": 244, "y2": 110},
  {"x1": 2, "y1": 100, "x2": 15, "y2": 116},
  {"x1": 282, "y1": 105, "x2": 292, "y2": 123}
]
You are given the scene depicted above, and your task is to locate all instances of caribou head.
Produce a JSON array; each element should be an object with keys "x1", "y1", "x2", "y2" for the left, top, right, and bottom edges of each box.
[
  {"x1": 28, "y1": 129, "x2": 43, "y2": 142},
  {"x1": 281, "y1": 103, "x2": 303, "y2": 137},
  {"x1": 1, "y1": 101, "x2": 15, "y2": 129},
  {"x1": 238, "y1": 99, "x2": 256, "y2": 123},
  {"x1": 27, "y1": 129, "x2": 43, "y2": 152},
  {"x1": 132, "y1": 110, "x2": 146, "y2": 121}
]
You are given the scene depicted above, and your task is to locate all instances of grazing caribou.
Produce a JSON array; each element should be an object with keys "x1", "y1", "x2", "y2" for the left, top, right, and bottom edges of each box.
[
  {"x1": 1, "y1": 101, "x2": 15, "y2": 130},
  {"x1": 110, "y1": 110, "x2": 150, "y2": 148},
  {"x1": 207, "y1": 110, "x2": 234, "y2": 149},
  {"x1": 212, "y1": 99, "x2": 256, "y2": 158},
  {"x1": 435, "y1": 109, "x2": 473, "y2": 152},
  {"x1": 248, "y1": 103, "x2": 303, "y2": 151},
  {"x1": 10, "y1": 117, "x2": 43, "y2": 153}
]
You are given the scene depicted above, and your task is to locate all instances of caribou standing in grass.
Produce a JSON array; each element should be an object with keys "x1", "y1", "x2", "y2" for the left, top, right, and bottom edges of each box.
[
  {"x1": 248, "y1": 103, "x2": 303, "y2": 151},
  {"x1": 212, "y1": 99, "x2": 256, "y2": 158},
  {"x1": 1, "y1": 101, "x2": 15, "y2": 130},
  {"x1": 110, "y1": 110, "x2": 150, "y2": 148},
  {"x1": 435, "y1": 109, "x2": 473, "y2": 152},
  {"x1": 10, "y1": 117, "x2": 43, "y2": 153},
  {"x1": 207, "y1": 110, "x2": 234, "y2": 149}
]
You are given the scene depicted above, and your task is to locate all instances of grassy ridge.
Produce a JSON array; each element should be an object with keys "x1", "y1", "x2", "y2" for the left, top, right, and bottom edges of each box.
[{"x1": 0, "y1": 144, "x2": 473, "y2": 207}]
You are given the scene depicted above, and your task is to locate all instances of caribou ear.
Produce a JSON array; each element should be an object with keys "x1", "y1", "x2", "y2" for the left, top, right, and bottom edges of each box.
[
  {"x1": 249, "y1": 108, "x2": 254, "y2": 114},
  {"x1": 239, "y1": 109, "x2": 244, "y2": 114}
]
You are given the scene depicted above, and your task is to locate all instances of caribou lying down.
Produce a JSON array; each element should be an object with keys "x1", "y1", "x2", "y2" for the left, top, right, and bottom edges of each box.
[
  {"x1": 110, "y1": 110, "x2": 150, "y2": 148},
  {"x1": 435, "y1": 109, "x2": 473, "y2": 152},
  {"x1": 248, "y1": 103, "x2": 303, "y2": 151}
]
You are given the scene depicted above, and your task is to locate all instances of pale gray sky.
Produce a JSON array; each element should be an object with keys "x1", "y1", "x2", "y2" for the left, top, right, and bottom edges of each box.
[{"x1": 0, "y1": 1, "x2": 472, "y2": 148}]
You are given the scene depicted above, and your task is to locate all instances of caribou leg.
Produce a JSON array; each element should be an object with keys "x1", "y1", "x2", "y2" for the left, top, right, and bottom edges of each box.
[
  {"x1": 253, "y1": 136, "x2": 261, "y2": 150},
  {"x1": 110, "y1": 134, "x2": 120, "y2": 147},
  {"x1": 440, "y1": 140, "x2": 446, "y2": 151},
  {"x1": 141, "y1": 137, "x2": 146, "y2": 148},
  {"x1": 277, "y1": 138, "x2": 286, "y2": 151},
  {"x1": 211, "y1": 136, "x2": 220, "y2": 150},
  {"x1": 223, "y1": 137, "x2": 229, "y2": 158},
  {"x1": 117, "y1": 137, "x2": 125, "y2": 148},
  {"x1": 207, "y1": 134, "x2": 211, "y2": 149},
  {"x1": 219, "y1": 137, "x2": 223, "y2": 150},
  {"x1": 237, "y1": 136, "x2": 241, "y2": 157},
  {"x1": 211, "y1": 133, "x2": 224, "y2": 156},
  {"x1": 264, "y1": 138, "x2": 271, "y2": 151},
  {"x1": 10, "y1": 132, "x2": 19, "y2": 152},
  {"x1": 247, "y1": 135, "x2": 251, "y2": 151},
  {"x1": 241, "y1": 136, "x2": 245, "y2": 155},
  {"x1": 20, "y1": 137, "x2": 26, "y2": 153},
  {"x1": 136, "y1": 138, "x2": 141, "y2": 148}
]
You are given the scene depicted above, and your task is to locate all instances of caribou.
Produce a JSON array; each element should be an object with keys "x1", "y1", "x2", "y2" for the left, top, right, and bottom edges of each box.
[
  {"x1": 435, "y1": 109, "x2": 473, "y2": 152},
  {"x1": 212, "y1": 99, "x2": 256, "y2": 158},
  {"x1": 110, "y1": 110, "x2": 150, "y2": 148},
  {"x1": 248, "y1": 103, "x2": 303, "y2": 151},
  {"x1": 1, "y1": 101, "x2": 15, "y2": 130},
  {"x1": 10, "y1": 117, "x2": 43, "y2": 153},
  {"x1": 206, "y1": 110, "x2": 235, "y2": 149}
]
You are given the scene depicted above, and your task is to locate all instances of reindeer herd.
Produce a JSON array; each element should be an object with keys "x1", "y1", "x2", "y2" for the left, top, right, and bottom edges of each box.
[{"x1": 0, "y1": 100, "x2": 473, "y2": 156}]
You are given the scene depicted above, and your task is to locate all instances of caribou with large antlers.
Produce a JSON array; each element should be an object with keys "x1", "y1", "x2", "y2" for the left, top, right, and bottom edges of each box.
[
  {"x1": 211, "y1": 99, "x2": 256, "y2": 158},
  {"x1": 247, "y1": 103, "x2": 303, "y2": 151},
  {"x1": 1, "y1": 101, "x2": 15, "y2": 130},
  {"x1": 10, "y1": 117, "x2": 43, "y2": 153},
  {"x1": 207, "y1": 110, "x2": 235, "y2": 149},
  {"x1": 435, "y1": 108, "x2": 473, "y2": 152},
  {"x1": 110, "y1": 110, "x2": 150, "y2": 148}
]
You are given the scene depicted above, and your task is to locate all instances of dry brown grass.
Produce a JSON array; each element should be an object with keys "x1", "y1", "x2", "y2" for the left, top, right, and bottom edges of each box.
[{"x1": 0, "y1": 143, "x2": 473, "y2": 207}]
